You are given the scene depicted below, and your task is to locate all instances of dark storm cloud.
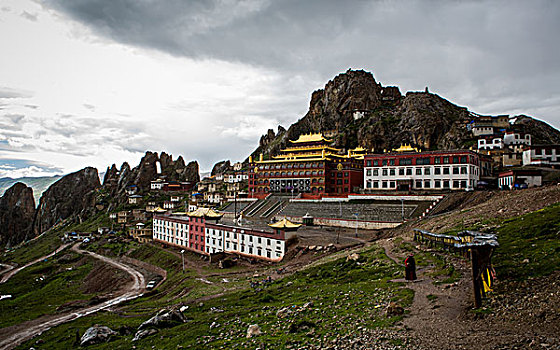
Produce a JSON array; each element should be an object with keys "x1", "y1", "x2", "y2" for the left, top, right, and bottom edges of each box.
[{"x1": 46, "y1": 0, "x2": 560, "y2": 126}]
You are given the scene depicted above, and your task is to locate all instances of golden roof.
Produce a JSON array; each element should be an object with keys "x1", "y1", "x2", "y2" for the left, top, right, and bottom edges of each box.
[
  {"x1": 268, "y1": 217, "x2": 302, "y2": 229},
  {"x1": 148, "y1": 207, "x2": 167, "y2": 213},
  {"x1": 391, "y1": 144, "x2": 422, "y2": 153},
  {"x1": 290, "y1": 133, "x2": 332, "y2": 144},
  {"x1": 187, "y1": 207, "x2": 223, "y2": 218}
]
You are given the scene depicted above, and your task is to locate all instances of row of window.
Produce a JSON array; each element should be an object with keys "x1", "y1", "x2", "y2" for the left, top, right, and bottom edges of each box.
[
  {"x1": 365, "y1": 179, "x2": 472, "y2": 189},
  {"x1": 365, "y1": 166, "x2": 472, "y2": 177},
  {"x1": 254, "y1": 170, "x2": 324, "y2": 178},
  {"x1": 258, "y1": 162, "x2": 323, "y2": 170},
  {"x1": 365, "y1": 155, "x2": 473, "y2": 167}
]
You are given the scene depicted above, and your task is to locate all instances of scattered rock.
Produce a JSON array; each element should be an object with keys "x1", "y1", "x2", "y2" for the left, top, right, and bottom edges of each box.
[
  {"x1": 138, "y1": 308, "x2": 188, "y2": 330},
  {"x1": 347, "y1": 253, "x2": 360, "y2": 262},
  {"x1": 80, "y1": 325, "x2": 117, "y2": 346},
  {"x1": 386, "y1": 302, "x2": 404, "y2": 316},
  {"x1": 132, "y1": 329, "x2": 158, "y2": 342},
  {"x1": 246, "y1": 324, "x2": 261, "y2": 338}
]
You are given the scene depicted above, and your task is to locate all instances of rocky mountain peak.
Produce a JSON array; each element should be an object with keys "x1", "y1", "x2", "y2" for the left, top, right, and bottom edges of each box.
[
  {"x1": 33, "y1": 167, "x2": 100, "y2": 235},
  {"x1": 0, "y1": 182, "x2": 35, "y2": 248},
  {"x1": 251, "y1": 68, "x2": 560, "y2": 158}
]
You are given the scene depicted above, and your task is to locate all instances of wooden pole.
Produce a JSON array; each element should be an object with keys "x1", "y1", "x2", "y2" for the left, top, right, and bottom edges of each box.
[{"x1": 471, "y1": 248, "x2": 482, "y2": 308}]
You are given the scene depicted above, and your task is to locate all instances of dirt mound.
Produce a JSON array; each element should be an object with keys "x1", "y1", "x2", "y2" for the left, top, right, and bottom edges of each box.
[{"x1": 81, "y1": 260, "x2": 133, "y2": 294}]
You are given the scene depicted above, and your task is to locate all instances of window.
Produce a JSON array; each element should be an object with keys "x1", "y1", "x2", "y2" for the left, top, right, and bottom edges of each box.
[
  {"x1": 337, "y1": 179, "x2": 342, "y2": 185},
  {"x1": 366, "y1": 181, "x2": 372, "y2": 188},
  {"x1": 461, "y1": 167, "x2": 467, "y2": 174},
  {"x1": 366, "y1": 169, "x2": 372, "y2": 176},
  {"x1": 443, "y1": 167, "x2": 450, "y2": 175},
  {"x1": 390, "y1": 169, "x2": 395, "y2": 176},
  {"x1": 390, "y1": 181, "x2": 396, "y2": 188},
  {"x1": 382, "y1": 169, "x2": 388, "y2": 176},
  {"x1": 424, "y1": 180, "x2": 430, "y2": 188},
  {"x1": 460, "y1": 156, "x2": 467, "y2": 163},
  {"x1": 373, "y1": 181, "x2": 379, "y2": 188},
  {"x1": 443, "y1": 180, "x2": 450, "y2": 188},
  {"x1": 400, "y1": 158, "x2": 412, "y2": 165},
  {"x1": 374, "y1": 160, "x2": 379, "y2": 166},
  {"x1": 389, "y1": 159, "x2": 395, "y2": 166},
  {"x1": 415, "y1": 180, "x2": 422, "y2": 188},
  {"x1": 435, "y1": 180, "x2": 441, "y2": 188},
  {"x1": 453, "y1": 156, "x2": 459, "y2": 163},
  {"x1": 417, "y1": 157, "x2": 430, "y2": 165},
  {"x1": 435, "y1": 157, "x2": 441, "y2": 164},
  {"x1": 344, "y1": 172, "x2": 349, "y2": 177},
  {"x1": 461, "y1": 180, "x2": 467, "y2": 188},
  {"x1": 366, "y1": 160, "x2": 372, "y2": 167},
  {"x1": 416, "y1": 168, "x2": 422, "y2": 175},
  {"x1": 399, "y1": 169, "x2": 405, "y2": 175},
  {"x1": 435, "y1": 167, "x2": 441, "y2": 175},
  {"x1": 424, "y1": 167, "x2": 430, "y2": 175},
  {"x1": 453, "y1": 167, "x2": 459, "y2": 175},
  {"x1": 443, "y1": 157, "x2": 449, "y2": 164},
  {"x1": 373, "y1": 169, "x2": 379, "y2": 176},
  {"x1": 406, "y1": 168, "x2": 412, "y2": 175},
  {"x1": 382, "y1": 181, "x2": 388, "y2": 188},
  {"x1": 453, "y1": 180, "x2": 460, "y2": 188}
]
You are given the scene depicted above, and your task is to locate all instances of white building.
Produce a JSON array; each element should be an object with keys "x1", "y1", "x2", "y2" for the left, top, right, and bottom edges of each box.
[
  {"x1": 498, "y1": 170, "x2": 542, "y2": 190},
  {"x1": 364, "y1": 150, "x2": 481, "y2": 191},
  {"x1": 153, "y1": 215, "x2": 189, "y2": 247},
  {"x1": 523, "y1": 144, "x2": 560, "y2": 167},
  {"x1": 504, "y1": 132, "x2": 531, "y2": 147},
  {"x1": 151, "y1": 180, "x2": 165, "y2": 190},
  {"x1": 152, "y1": 213, "x2": 297, "y2": 262},
  {"x1": 478, "y1": 138, "x2": 504, "y2": 150},
  {"x1": 471, "y1": 125, "x2": 494, "y2": 137}
]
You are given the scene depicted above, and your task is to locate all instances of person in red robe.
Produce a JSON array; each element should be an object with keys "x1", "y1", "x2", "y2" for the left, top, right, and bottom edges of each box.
[{"x1": 404, "y1": 254, "x2": 417, "y2": 281}]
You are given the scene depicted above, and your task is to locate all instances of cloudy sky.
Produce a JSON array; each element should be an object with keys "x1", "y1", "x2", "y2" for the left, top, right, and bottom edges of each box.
[{"x1": 1, "y1": 0, "x2": 559, "y2": 179}]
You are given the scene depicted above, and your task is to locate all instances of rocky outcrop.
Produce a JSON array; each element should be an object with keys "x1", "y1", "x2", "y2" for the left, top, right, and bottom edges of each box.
[
  {"x1": 211, "y1": 160, "x2": 231, "y2": 176},
  {"x1": 251, "y1": 69, "x2": 560, "y2": 158},
  {"x1": 512, "y1": 115, "x2": 560, "y2": 145},
  {"x1": 102, "y1": 152, "x2": 200, "y2": 209},
  {"x1": 33, "y1": 167, "x2": 100, "y2": 235},
  {"x1": 0, "y1": 183, "x2": 35, "y2": 248}
]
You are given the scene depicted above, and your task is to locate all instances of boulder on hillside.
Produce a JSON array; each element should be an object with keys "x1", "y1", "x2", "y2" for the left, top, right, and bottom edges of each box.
[
  {"x1": 0, "y1": 182, "x2": 35, "y2": 248},
  {"x1": 138, "y1": 307, "x2": 188, "y2": 330},
  {"x1": 80, "y1": 325, "x2": 117, "y2": 346}
]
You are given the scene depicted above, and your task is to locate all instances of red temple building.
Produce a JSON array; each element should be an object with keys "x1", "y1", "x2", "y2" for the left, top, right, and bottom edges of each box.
[{"x1": 248, "y1": 133, "x2": 365, "y2": 196}]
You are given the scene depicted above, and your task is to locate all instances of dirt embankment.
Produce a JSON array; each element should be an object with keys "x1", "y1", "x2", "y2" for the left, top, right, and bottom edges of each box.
[
  {"x1": 81, "y1": 260, "x2": 133, "y2": 294},
  {"x1": 391, "y1": 185, "x2": 560, "y2": 236}
]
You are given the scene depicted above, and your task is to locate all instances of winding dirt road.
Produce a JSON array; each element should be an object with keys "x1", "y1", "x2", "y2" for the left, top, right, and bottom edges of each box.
[
  {"x1": 0, "y1": 243, "x2": 147, "y2": 350},
  {"x1": 0, "y1": 243, "x2": 71, "y2": 284}
]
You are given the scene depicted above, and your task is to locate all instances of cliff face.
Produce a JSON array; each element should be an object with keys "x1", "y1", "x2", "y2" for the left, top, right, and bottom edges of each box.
[
  {"x1": 33, "y1": 167, "x2": 100, "y2": 235},
  {"x1": 0, "y1": 183, "x2": 35, "y2": 248},
  {"x1": 102, "y1": 151, "x2": 200, "y2": 208},
  {"x1": 211, "y1": 160, "x2": 231, "y2": 176},
  {"x1": 252, "y1": 69, "x2": 560, "y2": 158}
]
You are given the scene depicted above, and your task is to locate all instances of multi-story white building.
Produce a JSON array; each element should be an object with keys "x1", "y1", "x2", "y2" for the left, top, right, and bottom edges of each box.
[
  {"x1": 153, "y1": 212, "x2": 298, "y2": 262},
  {"x1": 523, "y1": 144, "x2": 560, "y2": 167},
  {"x1": 153, "y1": 214, "x2": 189, "y2": 247},
  {"x1": 205, "y1": 223, "x2": 289, "y2": 261},
  {"x1": 363, "y1": 150, "x2": 481, "y2": 191}
]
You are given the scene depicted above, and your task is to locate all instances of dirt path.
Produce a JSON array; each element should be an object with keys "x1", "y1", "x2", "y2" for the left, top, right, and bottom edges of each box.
[
  {"x1": 0, "y1": 243, "x2": 147, "y2": 350},
  {"x1": 378, "y1": 236, "x2": 560, "y2": 349},
  {"x1": 0, "y1": 243, "x2": 71, "y2": 284}
]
